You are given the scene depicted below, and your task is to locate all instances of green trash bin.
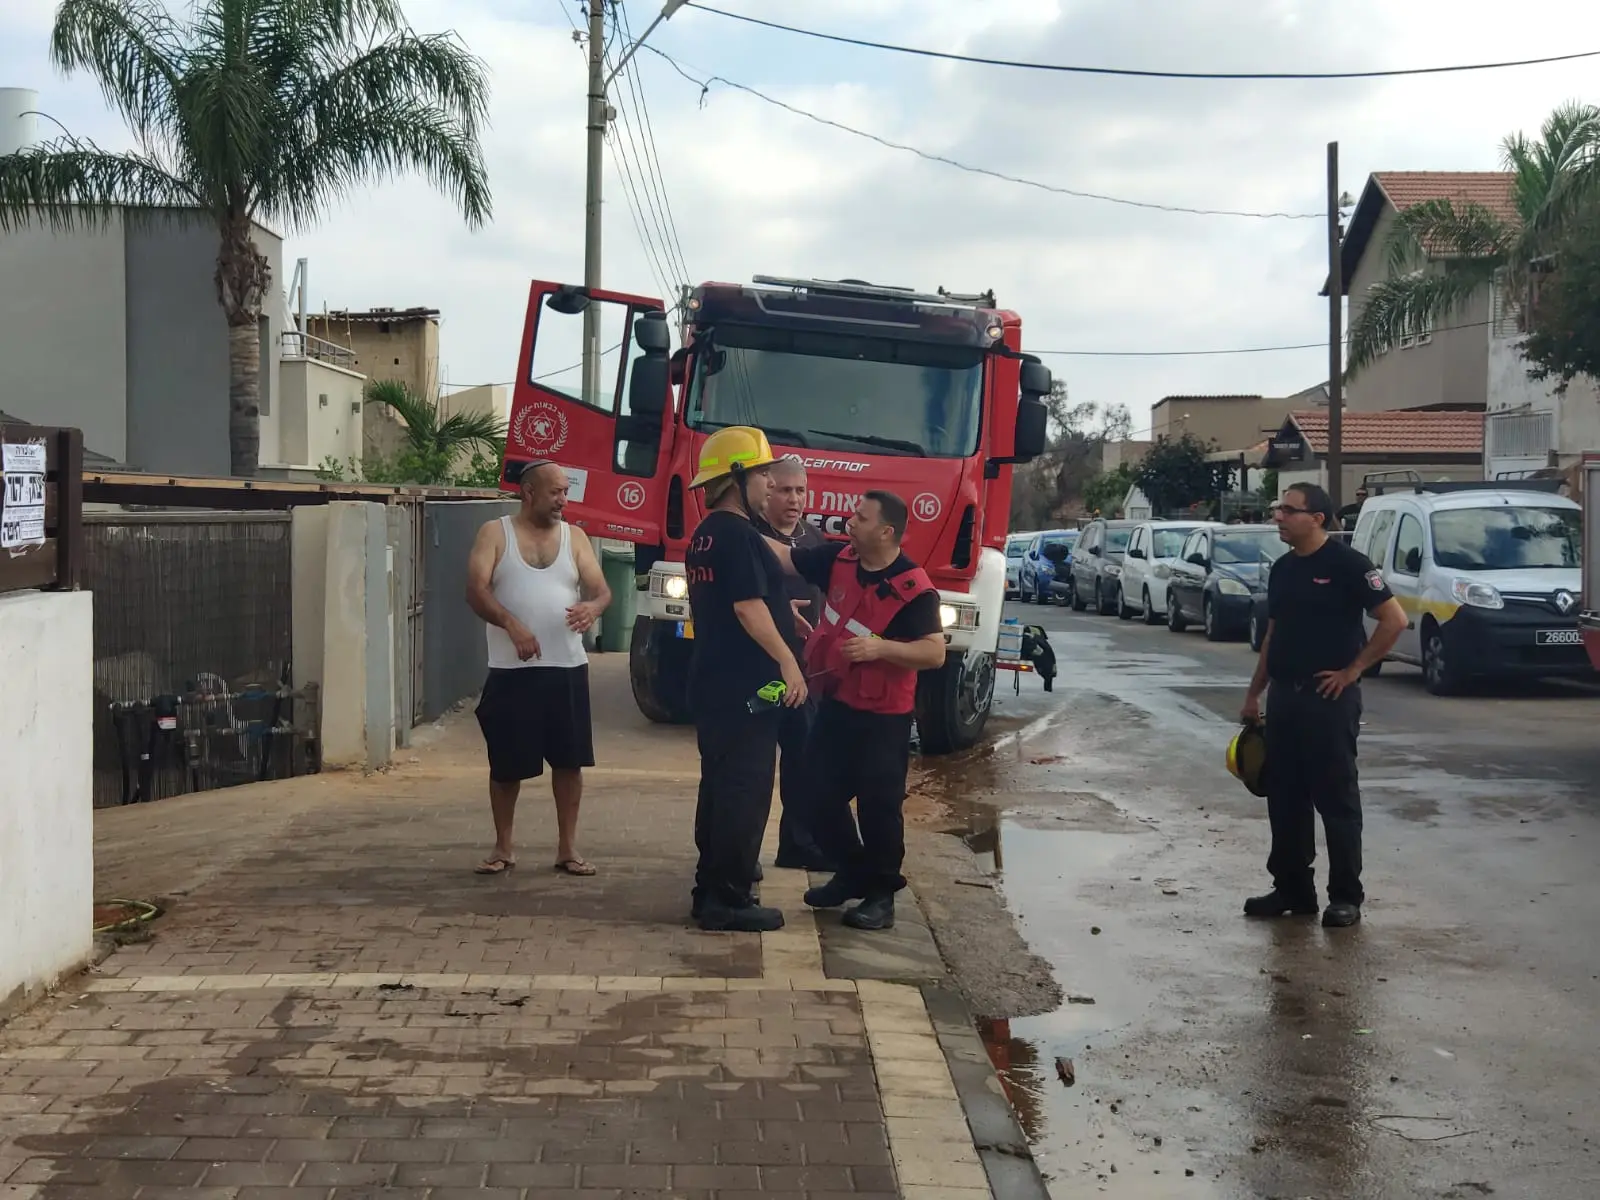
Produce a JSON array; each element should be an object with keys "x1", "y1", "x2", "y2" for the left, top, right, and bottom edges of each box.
[{"x1": 598, "y1": 546, "x2": 638, "y2": 653}]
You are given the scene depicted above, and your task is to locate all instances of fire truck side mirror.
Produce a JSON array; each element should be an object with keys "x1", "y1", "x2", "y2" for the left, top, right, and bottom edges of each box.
[
  {"x1": 668, "y1": 347, "x2": 689, "y2": 386},
  {"x1": 633, "y1": 310, "x2": 671, "y2": 354},
  {"x1": 1019, "y1": 360, "x2": 1052, "y2": 397},
  {"x1": 1013, "y1": 394, "x2": 1048, "y2": 462},
  {"x1": 629, "y1": 355, "x2": 670, "y2": 421}
]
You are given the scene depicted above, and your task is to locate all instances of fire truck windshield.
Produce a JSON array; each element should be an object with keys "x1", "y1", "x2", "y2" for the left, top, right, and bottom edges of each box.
[{"x1": 684, "y1": 329, "x2": 984, "y2": 459}]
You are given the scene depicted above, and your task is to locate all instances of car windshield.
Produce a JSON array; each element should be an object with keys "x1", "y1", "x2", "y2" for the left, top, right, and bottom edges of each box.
[
  {"x1": 1105, "y1": 528, "x2": 1132, "y2": 553},
  {"x1": 1151, "y1": 527, "x2": 1195, "y2": 558},
  {"x1": 1006, "y1": 542, "x2": 1026, "y2": 558},
  {"x1": 685, "y1": 327, "x2": 984, "y2": 459},
  {"x1": 1214, "y1": 533, "x2": 1287, "y2": 566},
  {"x1": 1431, "y1": 506, "x2": 1582, "y2": 570}
]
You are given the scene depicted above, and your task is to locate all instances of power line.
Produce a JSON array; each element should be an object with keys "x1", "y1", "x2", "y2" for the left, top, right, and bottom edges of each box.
[
  {"x1": 1031, "y1": 318, "x2": 1494, "y2": 358},
  {"x1": 686, "y1": 4, "x2": 1600, "y2": 81},
  {"x1": 640, "y1": 45, "x2": 1321, "y2": 219},
  {"x1": 617, "y1": 2, "x2": 694, "y2": 286}
]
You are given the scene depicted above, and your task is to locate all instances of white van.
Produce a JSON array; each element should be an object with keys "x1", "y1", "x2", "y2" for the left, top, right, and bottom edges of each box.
[{"x1": 1349, "y1": 476, "x2": 1587, "y2": 694}]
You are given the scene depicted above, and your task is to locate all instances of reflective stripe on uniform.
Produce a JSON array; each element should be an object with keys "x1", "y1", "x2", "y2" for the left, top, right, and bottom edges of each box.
[
  {"x1": 823, "y1": 604, "x2": 842, "y2": 626},
  {"x1": 845, "y1": 618, "x2": 873, "y2": 637}
]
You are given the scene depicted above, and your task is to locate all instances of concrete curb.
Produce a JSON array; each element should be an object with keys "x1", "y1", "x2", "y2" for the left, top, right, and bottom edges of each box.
[{"x1": 921, "y1": 983, "x2": 1053, "y2": 1200}]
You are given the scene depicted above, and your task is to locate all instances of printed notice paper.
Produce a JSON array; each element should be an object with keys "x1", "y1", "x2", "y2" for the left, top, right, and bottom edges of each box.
[{"x1": 1, "y1": 441, "x2": 47, "y2": 550}]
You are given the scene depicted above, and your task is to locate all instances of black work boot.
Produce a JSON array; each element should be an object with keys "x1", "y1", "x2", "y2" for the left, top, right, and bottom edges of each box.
[
  {"x1": 1322, "y1": 903, "x2": 1361, "y2": 928},
  {"x1": 842, "y1": 895, "x2": 895, "y2": 930},
  {"x1": 697, "y1": 901, "x2": 785, "y2": 933},
  {"x1": 804, "y1": 875, "x2": 866, "y2": 909},
  {"x1": 1243, "y1": 889, "x2": 1320, "y2": 917}
]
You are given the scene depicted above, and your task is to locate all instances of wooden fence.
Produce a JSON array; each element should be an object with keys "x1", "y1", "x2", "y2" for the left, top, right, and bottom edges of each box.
[{"x1": 0, "y1": 424, "x2": 84, "y2": 594}]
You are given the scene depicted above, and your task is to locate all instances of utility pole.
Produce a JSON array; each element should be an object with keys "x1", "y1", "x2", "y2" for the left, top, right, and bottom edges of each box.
[
  {"x1": 581, "y1": 0, "x2": 608, "y2": 408},
  {"x1": 579, "y1": 0, "x2": 686, "y2": 407},
  {"x1": 1326, "y1": 140, "x2": 1344, "y2": 512}
]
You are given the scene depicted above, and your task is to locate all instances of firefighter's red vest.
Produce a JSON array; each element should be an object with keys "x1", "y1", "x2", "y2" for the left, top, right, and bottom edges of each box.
[{"x1": 805, "y1": 548, "x2": 936, "y2": 715}]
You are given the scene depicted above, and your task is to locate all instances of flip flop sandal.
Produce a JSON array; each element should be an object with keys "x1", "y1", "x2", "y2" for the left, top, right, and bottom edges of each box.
[
  {"x1": 474, "y1": 855, "x2": 516, "y2": 875},
  {"x1": 553, "y1": 858, "x2": 597, "y2": 876}
]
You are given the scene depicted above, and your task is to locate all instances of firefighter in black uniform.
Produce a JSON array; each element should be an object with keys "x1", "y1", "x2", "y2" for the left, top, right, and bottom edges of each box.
[
  {"x1": 755, "y1": 456, "x2": 835, "y2": 871},
  {"x1": 684, "y1": 427, "x2": 807, "y2": 933},
  {"x1": 766, "y1": 491, "x2": 947, "y2": 930},
  {"x1": 1241, "y1": 483, "x2": 1406, "y2": 928}
]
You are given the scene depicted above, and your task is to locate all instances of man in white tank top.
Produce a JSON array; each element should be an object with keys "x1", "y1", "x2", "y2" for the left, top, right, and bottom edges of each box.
[{"x1": 465, "y1": 461, "x2": 611, "y2": 877}]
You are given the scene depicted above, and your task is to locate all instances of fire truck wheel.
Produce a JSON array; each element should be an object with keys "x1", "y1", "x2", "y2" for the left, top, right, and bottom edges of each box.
[
  {"x1": 915, "y1": 651, "x2": 994, "y2": 754},
  {"x1": 629, "y1": 617, "x2": 692, "y2": 725}
]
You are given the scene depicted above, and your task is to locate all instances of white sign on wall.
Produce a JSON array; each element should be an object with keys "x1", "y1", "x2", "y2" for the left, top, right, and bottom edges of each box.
[{"x1": 1, "y1": 441, "x2": 47, "y2": 551}]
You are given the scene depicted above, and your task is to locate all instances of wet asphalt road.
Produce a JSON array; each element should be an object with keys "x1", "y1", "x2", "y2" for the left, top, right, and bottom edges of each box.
[{"x1": 923, "y1": 599, "x2": 1600, "y2": 1199}]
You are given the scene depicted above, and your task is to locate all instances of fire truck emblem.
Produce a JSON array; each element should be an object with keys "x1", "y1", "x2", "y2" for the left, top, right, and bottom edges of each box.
[
  {"x1": 617, "y1": 481, "x2": 647, "y2": 511},
  {"x1": 912, "y1": 492, "x2": 942, "y2": 522},
  {"x1": 512, "y1": 401, "x2": 568, "y2": 455}
]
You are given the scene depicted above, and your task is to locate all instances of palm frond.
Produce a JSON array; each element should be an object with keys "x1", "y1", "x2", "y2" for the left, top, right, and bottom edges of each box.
[
  {"x1": 1346, "y1": 268, "x2": 1497, "y2": 377},
  {"x1": 436, "y1": 410, "x2": 506, "y2": 454},
  {"x1": 262, "y1": 97, "x2": 490, "y2": 230},
  {"x1": 1383, "y1": 198, "x2": 1511, "y2": 276},
  {"x1": 303, "y1": 34, "x2": 490, "y2": 135},
  {"x1": 0, "y1": 137, "x2": 194, "y2": 232},
  {"x1": 364, "y1": 378, "x2": 437, "y2": 438},
  {"x1": 49, "y1": 0, "x2": 185, "y2": 148}
]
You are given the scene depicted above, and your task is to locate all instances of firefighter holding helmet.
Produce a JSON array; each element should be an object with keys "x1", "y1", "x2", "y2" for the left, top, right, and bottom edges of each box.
[{"x1": 684, "y1": 426, "x2": 808, "y2": 933}]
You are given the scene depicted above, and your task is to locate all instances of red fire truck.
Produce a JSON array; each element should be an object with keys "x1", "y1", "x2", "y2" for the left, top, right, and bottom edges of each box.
[{"x1": 501, "y1": 275, "x2": 1052, "y2": 752}]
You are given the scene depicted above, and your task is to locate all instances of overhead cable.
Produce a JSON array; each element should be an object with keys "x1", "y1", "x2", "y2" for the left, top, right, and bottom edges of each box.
[
  {"x1": 686, "y1": 4, "x2": 1600, "y2": 81},
  {"x1": 641, "y1": 46, "x2": 1321, "y2": 219}
]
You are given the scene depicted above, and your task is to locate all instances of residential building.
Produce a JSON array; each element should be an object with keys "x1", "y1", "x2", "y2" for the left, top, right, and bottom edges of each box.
[
  {"x1": 1150, "y1": 393, "x2": 1301, "y2": 454},
  {"x1": 1260, "y1": 409, "x2": 1483, "y2": 500},
  {"x1": 1101, "y1": 439, "x2": 1151, "y2": 473},
  {"x1": 306, "y1": 307, "x2": 440, "y2": 460},
  {"x1": 1332, "y1": 170, "x2": 1600, "y2": 478},
  {"x1": 0, "y1": 206, "x2": 292, "y2": 476}
]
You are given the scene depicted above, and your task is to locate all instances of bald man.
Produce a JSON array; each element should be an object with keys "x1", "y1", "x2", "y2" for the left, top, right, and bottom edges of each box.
[{"x1": 465, "y1": 460, "x2": 611, "y2": 878}]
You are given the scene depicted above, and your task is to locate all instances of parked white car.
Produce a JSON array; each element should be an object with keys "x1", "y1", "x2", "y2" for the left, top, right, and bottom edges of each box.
[
  {"x1": 1004, "y1": 533, "x2": 1029, "y2": 599},
  {"x1": 1118, "y1": 519, "x2": 1219, "y2": 623}
]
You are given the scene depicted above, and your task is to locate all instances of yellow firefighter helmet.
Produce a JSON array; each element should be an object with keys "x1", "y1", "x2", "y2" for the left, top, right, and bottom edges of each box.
[
  {"x1": 689, "y1": 425, "x2": 778, "y2": 490},
  {"x1": 1227, "y1": 721, "x2": 1268, "y2": 797}
]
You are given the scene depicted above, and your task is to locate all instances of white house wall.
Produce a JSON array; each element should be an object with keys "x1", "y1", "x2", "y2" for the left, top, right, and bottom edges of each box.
[{"x1": 1486, "y1": 329, "x2": 1600, "y2": 470}]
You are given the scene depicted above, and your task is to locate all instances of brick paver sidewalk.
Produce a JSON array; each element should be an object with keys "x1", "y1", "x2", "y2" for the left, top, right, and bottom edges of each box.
[{"x1": 0, "y1": 659, "x2": 994, "y2": 1200}]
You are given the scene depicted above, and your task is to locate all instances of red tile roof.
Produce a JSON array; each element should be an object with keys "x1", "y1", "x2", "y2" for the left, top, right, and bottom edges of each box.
[
  {"x1": 1372, "y1": 172, "x2": 1518, "y2": 227},
  {"x1": 1156, "y1": 394, "x2": 1263, "y2": 404},
  {"x1": 1289, "y1": 409, "x2": 1483, "y2": 456}
]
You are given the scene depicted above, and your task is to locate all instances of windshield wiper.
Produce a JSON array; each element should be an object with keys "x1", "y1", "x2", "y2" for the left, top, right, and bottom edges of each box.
[
  {"x1": 699, "y1": 420, "x2": 809, "y2": 448},
  {"x1": 808, "y1": 430, "x2": 925, "y2": 456}
]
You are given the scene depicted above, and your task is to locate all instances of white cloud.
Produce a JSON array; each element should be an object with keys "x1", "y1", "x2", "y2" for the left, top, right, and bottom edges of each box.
[{"x1": 5, "y1": 0, "x2": 1600, "y2": 429}]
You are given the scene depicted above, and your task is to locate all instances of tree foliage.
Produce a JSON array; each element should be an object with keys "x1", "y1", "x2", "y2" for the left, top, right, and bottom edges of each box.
[
  {"x1": 1347, "y1": 101, "x2": 1600, "y2": 381},
  {"x1": 317, "y1": 380, "x2": 505, "y2": 487},
  {"x1": 1521, "y1": 208, "x2": 1600, "y2": 389},
  {"x1": 0, "y1": 0, "x2": 493, "y2": 476},
  {"x1": 1080, "y1": 463, "x2": 1134, "y2": 516},
  {"x1": 1008, "y1": 379, "x2": 1134, "y2": 529},
  {"x1": 1134, "y1": 433, "x2": 1230, "y2": 516}
]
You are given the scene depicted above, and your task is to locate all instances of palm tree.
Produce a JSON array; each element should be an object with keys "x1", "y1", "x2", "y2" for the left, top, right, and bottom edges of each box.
[
  {"x1": 0, "y1": 0, "x2": 492, "y2": 476},
  {"x1": 364, "y1": 379, "x2": 504, "y2": 484},
  {"x1": 1346, "y1": 102, "x2": 1600, "y2": 376}
]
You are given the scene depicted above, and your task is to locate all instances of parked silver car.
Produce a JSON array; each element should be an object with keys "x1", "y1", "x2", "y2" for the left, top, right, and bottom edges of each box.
[{"x1": 1063, "y1": 518, "x2": 1139, "y2": 615}]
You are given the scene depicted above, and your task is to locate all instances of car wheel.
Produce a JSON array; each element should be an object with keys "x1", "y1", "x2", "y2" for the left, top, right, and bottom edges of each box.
[
  {"x1": 1203, "y1": 597, "x2": 1227, "y2": 642},
  {"x1": 1142, "y1": 588, "x2": 1160, "y2": 626},
  {"x1": 1167, "y1": 595, "x2": 1188, "y2": 632},
  {"x1": 1070, "y1": 578, "x2": 1087, "y2": 612},
  {"x1": 1095, "y1": 582, "x2": 1117, "y2": 616},
  {"x1": 1116, "y1": 585, "x2": 1134, "y2": 620},
  {"x1": 1422, "y1": 624, "x2": 1461, "y2": 695},
  {"x1": 1248, "y1": 610, "x2": 1263, "y2": 651}
]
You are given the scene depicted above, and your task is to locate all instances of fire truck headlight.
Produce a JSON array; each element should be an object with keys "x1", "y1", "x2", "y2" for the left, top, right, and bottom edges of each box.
[
  {"x1": 938, "y1": 602, "x2": 979, "y2": 631},
  {"x1": 664, "y1": 575, "x2": 689, "y2": 600},
  {"x1": 939, "y1": 603, "x2": 958, "y2": 629}
]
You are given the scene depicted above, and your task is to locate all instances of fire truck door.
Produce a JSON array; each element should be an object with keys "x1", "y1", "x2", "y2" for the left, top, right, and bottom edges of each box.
[{"x1": 504, "y1": 280, "x2": 672, "y2": 544}]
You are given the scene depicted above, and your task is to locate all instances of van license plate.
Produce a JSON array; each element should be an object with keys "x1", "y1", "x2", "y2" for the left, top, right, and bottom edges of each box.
[
  {"x1": 1535, "y1": 629, "x2": 1582, "y2": 645},
  {"x1": 677, "y1": 621, "x2": 694, "y2": 640}
]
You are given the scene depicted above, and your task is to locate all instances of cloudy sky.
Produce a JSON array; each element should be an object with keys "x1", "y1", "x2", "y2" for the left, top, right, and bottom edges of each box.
[{"x1": 5, "y1": 0, "x2": 1600, "y2": 433}]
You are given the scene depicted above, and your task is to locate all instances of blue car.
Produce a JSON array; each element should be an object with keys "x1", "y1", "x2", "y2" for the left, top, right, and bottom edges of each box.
[{"x1": 1019, "y1": 529, "x2": 1078, "y2": 604}]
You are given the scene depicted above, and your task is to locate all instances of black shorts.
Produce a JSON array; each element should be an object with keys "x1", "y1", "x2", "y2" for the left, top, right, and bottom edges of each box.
[{"x1": 475, "y1": 666, "x2": 595, "y2": 782}]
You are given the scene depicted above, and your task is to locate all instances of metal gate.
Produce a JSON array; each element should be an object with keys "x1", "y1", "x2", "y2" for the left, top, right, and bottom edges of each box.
[{"x1": 82, "y1": 512, "x2": 300, "y2": 808}]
